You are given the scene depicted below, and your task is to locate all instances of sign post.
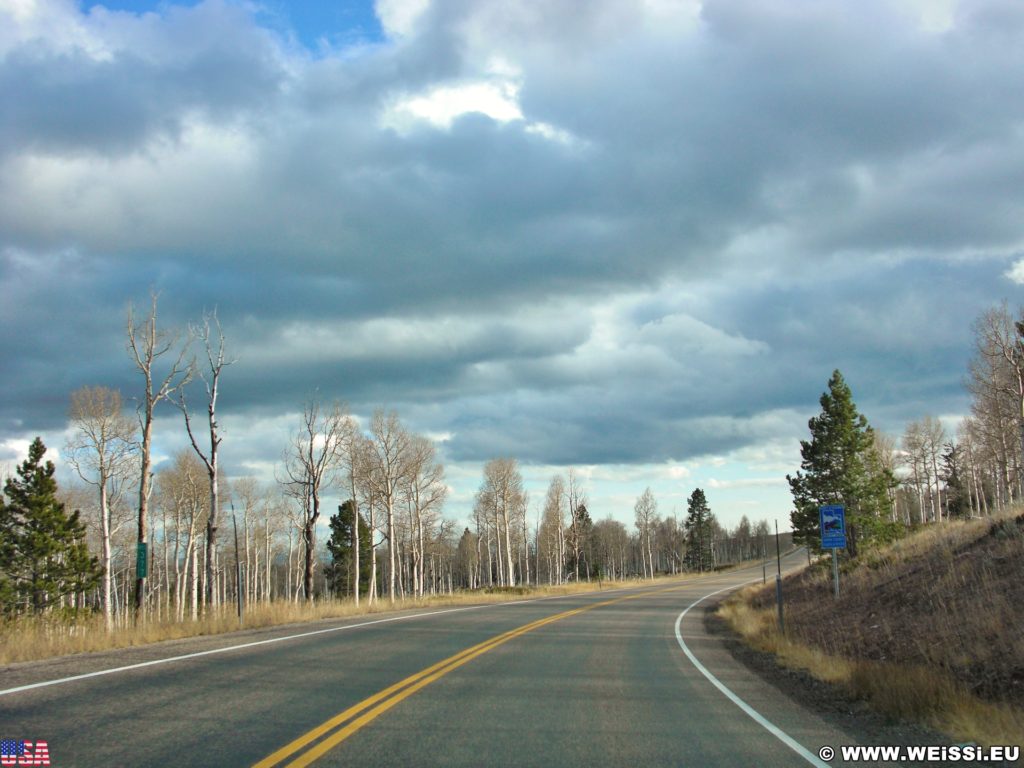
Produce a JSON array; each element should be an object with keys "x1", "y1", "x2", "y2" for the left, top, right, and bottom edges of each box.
[
  {"x1": 819, "y1": 505, "x2": 846, "y2": 598},
  {"x1": 775, "y1": 520, "x2": 784, "y2": 634}
]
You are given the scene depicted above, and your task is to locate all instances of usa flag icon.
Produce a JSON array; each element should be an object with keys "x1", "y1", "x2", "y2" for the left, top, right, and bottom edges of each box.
[{"x1": 1, "y1": 739, "x2": 50, "y2": 766}]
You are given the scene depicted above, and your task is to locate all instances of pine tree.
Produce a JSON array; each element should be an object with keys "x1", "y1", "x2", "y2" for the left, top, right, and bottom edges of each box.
[
  {"x1": 0, "y1": 488, "x2": 17, "y2": 610},
  {"x1": 787, "y1": 371, "x2": 901, "y2": 554},
  {"x1": 326, "y1": 500, "x2": 372, "y2": 598},
  {"x1": 1, "y1": 437, "x2": 101, "y2": 615},
  {"x1": 567, "y1": 504, "x2": 595, "y2": 579},
  {"x1": 683, "y1": 488, "x2": 715, "y2": 572},
  {"x1": 940, "y1": 443, "x2": 969, "y2": 519}
]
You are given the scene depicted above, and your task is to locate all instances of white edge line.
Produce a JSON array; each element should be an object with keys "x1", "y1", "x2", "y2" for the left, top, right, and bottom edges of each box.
[
  {"x1": 673, "y1": 579, "x2": 830, "y2": 768},
  {"x1": 0, "y1": 580, "x2": 669, "y2": 698}
]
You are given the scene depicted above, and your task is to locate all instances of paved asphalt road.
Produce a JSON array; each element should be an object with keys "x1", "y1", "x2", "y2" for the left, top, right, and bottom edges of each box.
[{"x1": 2, "y1": 551, "x2": 889, "y2": 767}]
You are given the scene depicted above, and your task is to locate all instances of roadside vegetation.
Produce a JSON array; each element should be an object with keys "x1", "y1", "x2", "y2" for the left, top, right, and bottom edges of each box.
[
  {"x1": 720, "y1": 509, "x2": 1024, "y2": 745},
  {"x1": 720, "y1": 301, "x2": 1024, "y2": 747},
  {"x1": 0, "y1": 559, "x2": 773, "y2": 665},
  {"x1": 0, "y1": 577, "x2": 635, "y2": 665},
  {"x1": 1, "y1": 296, "x2": 783, "y2": 666}
]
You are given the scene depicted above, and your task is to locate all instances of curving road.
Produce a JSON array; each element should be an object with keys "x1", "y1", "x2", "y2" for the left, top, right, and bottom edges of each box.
[{"x1": 2, "y1": 550, "x2": 881, "y2": 767}]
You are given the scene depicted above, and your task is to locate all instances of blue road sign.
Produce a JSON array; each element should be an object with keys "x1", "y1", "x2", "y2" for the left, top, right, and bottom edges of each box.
[{"x1": 819, "y1": 505, "x2": 846, "y2": 549}]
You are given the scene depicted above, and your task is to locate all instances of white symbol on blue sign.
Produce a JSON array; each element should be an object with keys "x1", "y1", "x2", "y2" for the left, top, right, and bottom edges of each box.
[{"x1": 819, "y1": 505, "x2": 846, "y2": 548}]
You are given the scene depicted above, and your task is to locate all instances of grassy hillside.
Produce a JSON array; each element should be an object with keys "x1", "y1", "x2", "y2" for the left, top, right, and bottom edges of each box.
[{"x1": 720, "y1": 509, "x2": 1024, "y2": 746}]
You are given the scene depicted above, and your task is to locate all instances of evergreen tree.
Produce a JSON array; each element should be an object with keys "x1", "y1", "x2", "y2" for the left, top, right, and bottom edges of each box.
[
  {"x1": 567, "y1": 504, "x2": 596, "y2": 579},
  {"x1": 1, "y1": 437, "x2": 101, "y2": 615},
  {"x1": 326, "y1": 500, "x2": 372, "y2": 598},
  {"x1": 787, "y1": 371, "x2": 901, "y2": 554},
  {"x1": 0, "y1": 487, "x2": 16, "y2": 610},
  {"x1": 940, "y1": 443, "x2": 969, "y2": 519},
  {"x1": 683, "y1": 488, "x2": 715, "y2": 572},
  {"x1": 455, "y1": 527, "x2": 479, "y2": 588}
]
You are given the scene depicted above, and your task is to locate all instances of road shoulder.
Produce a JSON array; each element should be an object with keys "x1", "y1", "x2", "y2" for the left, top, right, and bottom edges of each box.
[{"x1": 699, "y1": 592, "x2": 974, "y2": 764}]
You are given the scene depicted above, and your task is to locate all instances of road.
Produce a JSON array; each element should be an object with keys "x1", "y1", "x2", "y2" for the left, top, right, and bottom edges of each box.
[{"x1": 2, "y1": 550, "x2": 877, "y2": 767}]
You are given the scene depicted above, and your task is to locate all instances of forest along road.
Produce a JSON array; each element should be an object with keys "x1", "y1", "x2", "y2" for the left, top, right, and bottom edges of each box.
[{"x1": 4, "y1": 550, "x2": 872, "y2": 768}]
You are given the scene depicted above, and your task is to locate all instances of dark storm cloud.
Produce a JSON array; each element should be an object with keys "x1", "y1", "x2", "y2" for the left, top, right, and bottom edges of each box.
[{"x1": 2, "y1": 0, "x2": 1023, "y2": 469}]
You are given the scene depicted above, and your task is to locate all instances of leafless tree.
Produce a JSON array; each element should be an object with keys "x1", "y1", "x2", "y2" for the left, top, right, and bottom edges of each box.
[
  {"x1": 591, "y1": 517, "x2": 629, "y2": 580},
  {"x1": 403, "y1": 435, "x2": 447, "y2": 597},
  {"x1": 352, "y1": 433, "x2": 380, "y2": 603},
  {"x1": 475, "y1": 459, "x2": 525, "y2": 587},
  {"x1": 634, "y1": 487, "x2": 657, "y2": 579},
  {"x1": 126, "y1": 292, "x2": 191, "y2": 615},
  {"x1": 65, "y1": 386, "x2": 138, "y2": 631},
  {"x1": 280, "y1": 399, "x2": 351, "y2": 601},
  {"x1": 156, "y1": 450, "x2": 208, "y2": 620},
  {"x1": 566, "y1": 468, "x2": 587, "y2": 582},
  {"x1": 178, "y1": 310, "x2": 234, "y2": 609},
  {"x1": 342, "y1": 431, "x2": 367, "y2": 606},
  {"x1": 365, "y1": 411, "x2": 412, "y2": 602},
  {"x1": 969, "y1": 304, "x2": 1024, "y2": 504},
  {"x1": 539, "y1": 475, "x2": 566, "y2": 584}
]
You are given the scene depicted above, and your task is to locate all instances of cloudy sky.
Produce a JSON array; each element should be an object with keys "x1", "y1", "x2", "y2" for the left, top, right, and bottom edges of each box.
[{"x1": 2, "y1": 0, "x2": 1023, "y2": 531}]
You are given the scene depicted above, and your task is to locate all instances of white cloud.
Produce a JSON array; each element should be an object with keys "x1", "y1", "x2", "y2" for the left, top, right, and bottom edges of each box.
[
  {"x1": 0, "y1": 0, "x2": 111, "y2": 59},
  {"x1": 903, "y1": 0, "x2": 956, "y2": 33},
  {"x1": 706, "y1": 477, "x2": 785, "y2": 490},
  {"x1": 379, "y1": 74, "x2": 584, "y2": 148},
  {"x1": 524, "y1": 121, "x2": 582, "y2": 146},
  {"x1": 1005, "y1": 258, "x2": 1024, "y2": 284},
  {"x1": 383, "y1": 79, "x2": 523, "y2": 131},
  {"x1": 374, "y1": 0, "x2": 430, "y2": 38}
]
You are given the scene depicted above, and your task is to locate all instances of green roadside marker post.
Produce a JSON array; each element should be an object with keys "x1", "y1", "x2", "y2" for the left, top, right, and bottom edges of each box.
[{"x1": 136, "y1": 542, "x2": 148, "y2": 580}]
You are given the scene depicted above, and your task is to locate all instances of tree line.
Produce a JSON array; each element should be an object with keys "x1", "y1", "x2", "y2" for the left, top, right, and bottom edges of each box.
[
  {"x1": 789, "y1": 301, "x2": 1024, "y2": 552},
  {"x1": 0, "y1": 293, "x2": 783, "y2": 626}
]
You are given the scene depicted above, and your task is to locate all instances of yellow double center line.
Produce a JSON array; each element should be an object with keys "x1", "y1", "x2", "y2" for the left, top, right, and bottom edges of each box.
[{"x1": 254, "y1": 586, "x2": 682, "y2": 767}]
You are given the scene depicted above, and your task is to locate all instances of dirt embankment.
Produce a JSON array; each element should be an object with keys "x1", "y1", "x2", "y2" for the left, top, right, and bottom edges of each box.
[
  {"x1": 724, "y1": 511, "x2": 1024, "y2": 745},
  {"x1": 751, "y1": 513, "x2": 1024, "y2": 708}
]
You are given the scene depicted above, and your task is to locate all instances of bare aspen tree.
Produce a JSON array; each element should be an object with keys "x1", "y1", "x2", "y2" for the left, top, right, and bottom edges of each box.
[
  {"x1": 901, "y1": 418, "x2": 953, "y2": 526},
  {"x1": 280, "y1": 399, "x2": 350, "y2": 601},
  {"x1": 476, "y1": 459, "x2": 523, "y2": 586},
  {"x1": 473, "y1": 490, "x2": 494, "y2": 586},
  {"x1": 971, "y1": 305, "x2": 1024, "y2": 499},
  {"x1": 403, "y1": 435, "x2": 446, "y2": 598},
  {"x1": 567, "y1": 468, "x2": 587, "y2": 582},
  {"x1": 521, "y1": 497, "x2": 532, "y2": 586},
  {"x1": 178, "y1": 310, "x2": 234, "y2": 609},
  {"x1": 366, "y1": 411, "x2": 412, "y2": 603},
  {"x1": 921, "y1": 416, "x2": 947, "y2": 522},
  {"x1": 342, "y1": 432, "x2": 366, "y2": 606},
  {"x1": 540, "y1": 474, "x2": 566, "y2": 584},
  {"x1": 127, "y1": 292, "x2": 191, "y2": 615},
  {"x1": 968, "y1": 307, "x2": 1022, "y2": 508},
  {"x1": 500, "y1": 460, "x2": 523, "y2": 585},
  {"x1": 65, "y1": 386, "x2": 138, "y2": 631},
  {"x1": 957, "y1": 420, "x2": 985, "y2": 518},
  {"x1": 157, "y1": 450, "x2": 208, "y2": 620},
  {"x1": 634, "y1": 487, "x2": 657, "y2": 579},
  {"x1": 257, "y1": 488, "x2": 289, "y2": 601},
  {"x1": 353, "y1": 434, "x2": 380, "y2": 603},
  {"x1": 232, "y1": 478, "x2": 261, "y2": 603},
  {"x1": 901, "y1": 420, "x2": 929, "y2": 523}
]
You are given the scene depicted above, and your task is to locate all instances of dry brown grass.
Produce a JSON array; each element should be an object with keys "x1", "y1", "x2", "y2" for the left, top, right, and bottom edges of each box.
[
  {"x1": 1, "y1": 560, "x2": 767, "y2": 666},
  {"x1": 0, "y1": 578, "x2": 653, "y2": 665},
  {"x1": 720, "y1": 509, "x2": 1024, "y2": 746}
]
